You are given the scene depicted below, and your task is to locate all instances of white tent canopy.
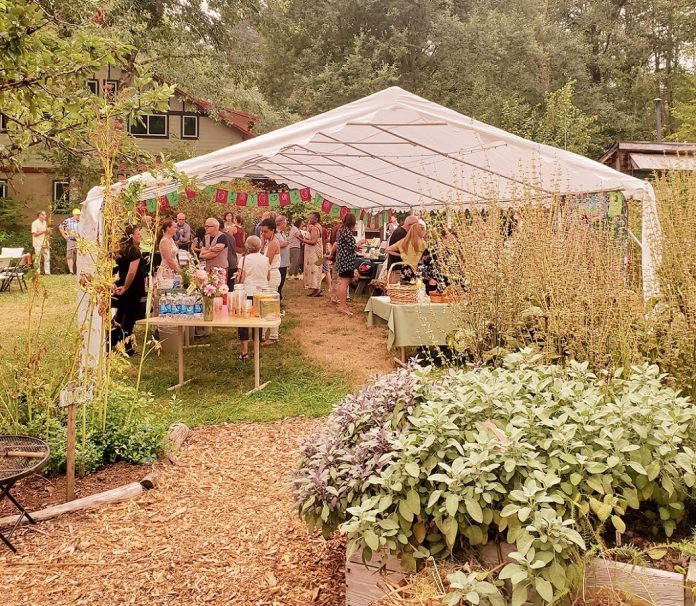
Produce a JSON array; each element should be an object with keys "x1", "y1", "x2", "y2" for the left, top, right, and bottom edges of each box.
[
  {"x1": 79, "y1": 87, "x2": 660, "y2": 363},
  {"x1": 86, "y1": 86, "x2": 657, "y2": 211}
]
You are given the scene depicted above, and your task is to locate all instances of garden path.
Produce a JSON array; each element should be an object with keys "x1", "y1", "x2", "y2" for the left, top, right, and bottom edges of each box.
[
  {"x1": 0, "y1": 418, "x2": 345, "y2": 606},
  {"x1": 283, "y1": 277, "x2": 394, "y2": 387}
]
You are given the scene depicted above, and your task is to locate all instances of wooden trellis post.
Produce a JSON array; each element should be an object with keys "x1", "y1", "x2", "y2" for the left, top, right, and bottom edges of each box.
[{"x1": 59, "y1": 382, "x2": 91, "y2": 502}]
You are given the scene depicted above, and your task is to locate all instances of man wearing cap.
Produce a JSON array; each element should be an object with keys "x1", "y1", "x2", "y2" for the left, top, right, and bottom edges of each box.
[
  {"x1": 386, "y1": 215, "x2": 419, "y2": 270},
  {"x1": 59, "y1": 208, "x2": 81, "y2": 274}
]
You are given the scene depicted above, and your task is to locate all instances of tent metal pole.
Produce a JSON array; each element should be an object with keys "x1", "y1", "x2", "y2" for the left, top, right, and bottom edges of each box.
[
  {"x1": 345, "y1": 122, "x2": 450, "y2": 127},
  {"x1": 255, "y1": 159, "x2": 394, "y2": 208},
  {"x1": 283, "y1": 141, "x2": 506, "y2": 156},
  {"x1": 317, "y1": 133, "x2": 488, "y2": 201},
  {"x1": 366, "y1": 124, "x2": 555, "y2": 195},
  {"x1": 290, "y1": 145, "x2": 453, "y2": 206}
]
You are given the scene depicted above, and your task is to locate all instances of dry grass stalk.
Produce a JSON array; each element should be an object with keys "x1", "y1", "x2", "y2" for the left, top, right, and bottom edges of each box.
[{"x1": 426, "y1": 198, "x2": 644, "y2": 371}]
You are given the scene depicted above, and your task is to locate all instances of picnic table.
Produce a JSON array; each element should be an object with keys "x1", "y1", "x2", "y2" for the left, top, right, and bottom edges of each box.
[
  {"x1": 364, "y1": 296, "x2": 455, "y2": 361},
  {"x1": 137, "y1": 315, "x2": 281, "y2": 391}
]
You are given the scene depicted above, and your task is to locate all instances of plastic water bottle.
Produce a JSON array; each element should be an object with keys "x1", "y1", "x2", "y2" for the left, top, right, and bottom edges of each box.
[
  {"x1": 175, "y1": 293, "x2": 183, "y2": 316},
  {"x1": 417, "y1": 279, "x2": 427, "y2": 303},
  {"x1": 186, "y1": 295, "x2": 195, "y2": 317}
]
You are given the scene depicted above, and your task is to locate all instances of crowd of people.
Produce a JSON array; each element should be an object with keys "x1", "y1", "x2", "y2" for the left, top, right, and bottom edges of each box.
[
  {"x1": 110, "y1": 208, "x2": 435, "y2": 355},
  {"x1": 26, "y1": 202, "x2": 438, "y2": 358}
]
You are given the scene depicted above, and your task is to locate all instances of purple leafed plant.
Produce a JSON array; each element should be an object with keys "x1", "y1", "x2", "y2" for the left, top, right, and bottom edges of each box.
[{"x1": 293, "y1": 363, "x2": 422, "y2": 535}]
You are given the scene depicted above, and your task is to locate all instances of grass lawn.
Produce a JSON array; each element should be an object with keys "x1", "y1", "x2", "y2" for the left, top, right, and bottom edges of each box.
[{"x1": 0, "y1": 275, "x2": 352, "y2": 427}]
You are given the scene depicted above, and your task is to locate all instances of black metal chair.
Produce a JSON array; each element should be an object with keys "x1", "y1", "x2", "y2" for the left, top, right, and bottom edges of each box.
[
  {"x1": 0, "y1": 436, "x2": 50, "y2": 552},
  {"x1": 0, "y1": 260, "x2": 27, "y2": 293}
]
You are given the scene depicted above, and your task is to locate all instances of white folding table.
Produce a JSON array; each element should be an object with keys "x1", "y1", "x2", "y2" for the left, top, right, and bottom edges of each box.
[{"x1": 137, "y1": 315, "x2": 281, "y2": 390}]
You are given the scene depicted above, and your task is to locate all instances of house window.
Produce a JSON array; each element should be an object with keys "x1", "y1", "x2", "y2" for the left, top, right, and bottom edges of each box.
[
  {"x1": 0, "y1": 180, "x2": 7, "y2": 199},
  {"x1": 129, "y1": 114, "x2": 168, "y2": 138},
  {"x1": 182, "y1": 115, "x2": 199, "y2": 139},
  {"x1": 103, "y1": 79, "x2": 119, "y2": 99},
  {"x1": 87, "y1": 79, "x2": 99, "y2": 95}
]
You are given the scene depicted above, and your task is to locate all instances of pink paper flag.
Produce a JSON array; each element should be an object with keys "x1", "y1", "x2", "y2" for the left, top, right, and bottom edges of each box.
[
  {"x1": 299, "y1": 187, "x2": 311, "y2": 201},
  {"x1": 236, "y1": 192, "x2": 248, "y2": 206},
  {"x1": 215, "y1": 189, "x2": 227, "y2": 204},
  {"x1": 279, "y1": 191, "x2": 290, "y2": 207},
  {"x1": 258, "y1": 192, "x2": 269, "y2": 207},
  {"x1": 321, "y1": 199, "x2": 332, "y2": 214},
  {"x1": 185, "y1": 188, "x2": 196, "y2": 199}
]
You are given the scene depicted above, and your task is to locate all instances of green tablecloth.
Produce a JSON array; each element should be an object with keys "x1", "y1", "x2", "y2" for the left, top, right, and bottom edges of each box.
[{"x1": 364, "y1": 296, "x2": 455, "y2": 350}]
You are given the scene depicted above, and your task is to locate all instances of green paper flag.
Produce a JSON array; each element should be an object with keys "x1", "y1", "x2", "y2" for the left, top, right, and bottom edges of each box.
[
  {"x1": 290, "y1": 189, "x2": 301, "y2": 205},
  {"x1": 247, "y1": 192, "x2": 257, "y2": 207},
  {"x1": 269, "y1": 192, "x2": 280, "y2": 207},
  {"x1": 228, "y1": 190, "x2": 236, "y2": 204},
  {"x1": 329, "y1": 204, "x2": 341, "y2": 218},
  {"x1": 146, "y1": 198, "x2": 156, "y2": 213},
  {"x1": 608, "y1": 192, "x2": 623, "y2": 217},
  {"x1": 167, "y1": 191, "x2": 179, "y2": 208},
  {"x1": 312, "y1": 193, "x2": 323, "y2": 208},
  {"x1": 382, "y1": 210, "x2": 389, "y2": 225}
]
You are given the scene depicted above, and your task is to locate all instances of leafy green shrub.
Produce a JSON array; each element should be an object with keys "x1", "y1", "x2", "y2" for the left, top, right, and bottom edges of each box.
[
  {"x1": 294, "y1": 350, "x2": 696, "y2": 604},
  {"x1": 93, "y1": 382, "x2": 168, "y2": 465},
  {"x1": 1, "y1": 381, "x2": 168, "y2": 475}
]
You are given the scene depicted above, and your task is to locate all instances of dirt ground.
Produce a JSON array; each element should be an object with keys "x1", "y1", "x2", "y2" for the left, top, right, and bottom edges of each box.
[
  {"x1": 0, "y1": 419, "x2": 346, "y2": 606},
  {"x1": 283, "y1": 276, "x2": 395, "y2": 387}
]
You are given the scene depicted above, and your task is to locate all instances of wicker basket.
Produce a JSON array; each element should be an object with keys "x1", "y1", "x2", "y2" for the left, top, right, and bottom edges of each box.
[{"x1": 385, "y1": 263, "x2": 418, "y2": 304}]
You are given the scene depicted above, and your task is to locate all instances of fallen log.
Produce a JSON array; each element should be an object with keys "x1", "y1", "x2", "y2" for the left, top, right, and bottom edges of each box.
[
  {"x1": 0, "y1": 428, "x2": 186, "y2": 529},
  {"x1": 0, "y1": 482, "x2": 144, "y2": 529},
  {"x1": 139, "y1": 471, "x2": 159, "y2": 490}
]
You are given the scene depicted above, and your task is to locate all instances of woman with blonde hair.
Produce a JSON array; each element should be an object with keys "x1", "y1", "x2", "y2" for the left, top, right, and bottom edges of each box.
[{"x1": 386, "y1": 221, "x2": 427, "y2": 270}]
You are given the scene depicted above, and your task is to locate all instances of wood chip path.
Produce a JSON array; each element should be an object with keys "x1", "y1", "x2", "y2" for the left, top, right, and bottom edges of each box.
[{"x1": 0, "y1": 419, "x2": 345, "y2": 605}]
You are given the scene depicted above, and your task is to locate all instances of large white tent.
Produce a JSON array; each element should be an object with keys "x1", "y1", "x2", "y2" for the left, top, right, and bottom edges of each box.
[{"x1": 79, "y1": 87, "x2": 660, "y2": 362}]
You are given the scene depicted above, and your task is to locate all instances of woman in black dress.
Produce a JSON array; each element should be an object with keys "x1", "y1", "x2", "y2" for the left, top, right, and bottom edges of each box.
[
  {"x1": 332, "y1": 213, "x2": 366, "y2": 316},
  {"x1": 112, "y1": 225, "x2": 146, "y2": 356}
]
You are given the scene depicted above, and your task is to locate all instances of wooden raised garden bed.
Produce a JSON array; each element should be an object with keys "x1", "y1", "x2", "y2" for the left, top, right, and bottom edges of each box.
[
  {"x1": 346, "y1": 549, "x2": 406, "y2": 606},
  {"x1": 346, "y1": 545, "x2": 696, "y2": 606}
]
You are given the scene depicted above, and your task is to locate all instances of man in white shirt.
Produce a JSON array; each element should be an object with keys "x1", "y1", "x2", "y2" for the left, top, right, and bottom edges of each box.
[{"x1": 31, "y1": 210, "x2": 51, "y2": 274}]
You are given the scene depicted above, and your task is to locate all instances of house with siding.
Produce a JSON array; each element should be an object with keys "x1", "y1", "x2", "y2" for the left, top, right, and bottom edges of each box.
[{"x1": 0, "y1": 65, "x2": 255, "y2": 222}]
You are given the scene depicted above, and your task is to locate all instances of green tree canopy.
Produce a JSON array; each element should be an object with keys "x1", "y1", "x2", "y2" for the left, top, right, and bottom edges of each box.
[{"x1": 0, "y1": 0, "x2": 173, "y2": 171}]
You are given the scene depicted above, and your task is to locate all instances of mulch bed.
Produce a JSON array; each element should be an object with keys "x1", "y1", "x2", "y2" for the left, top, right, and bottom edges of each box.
[
  {"x1": 0, "y1": 461, "x2": 147, "y2": 517},
  {"x1": 0, "y1": 418, "x2": 345, "y2": 606}
]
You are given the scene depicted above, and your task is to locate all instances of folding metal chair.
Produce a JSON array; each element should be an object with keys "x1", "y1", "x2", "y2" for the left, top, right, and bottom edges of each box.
[
  {"x1": 13, "y1": 262, "x2": 30, "y2": 291},
  {"x1": 0, "y1": 258, "x2": 13, "y2": 293},
  {"x1": 0, "y1": 436, "x2": 50, "y2": 553}
]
